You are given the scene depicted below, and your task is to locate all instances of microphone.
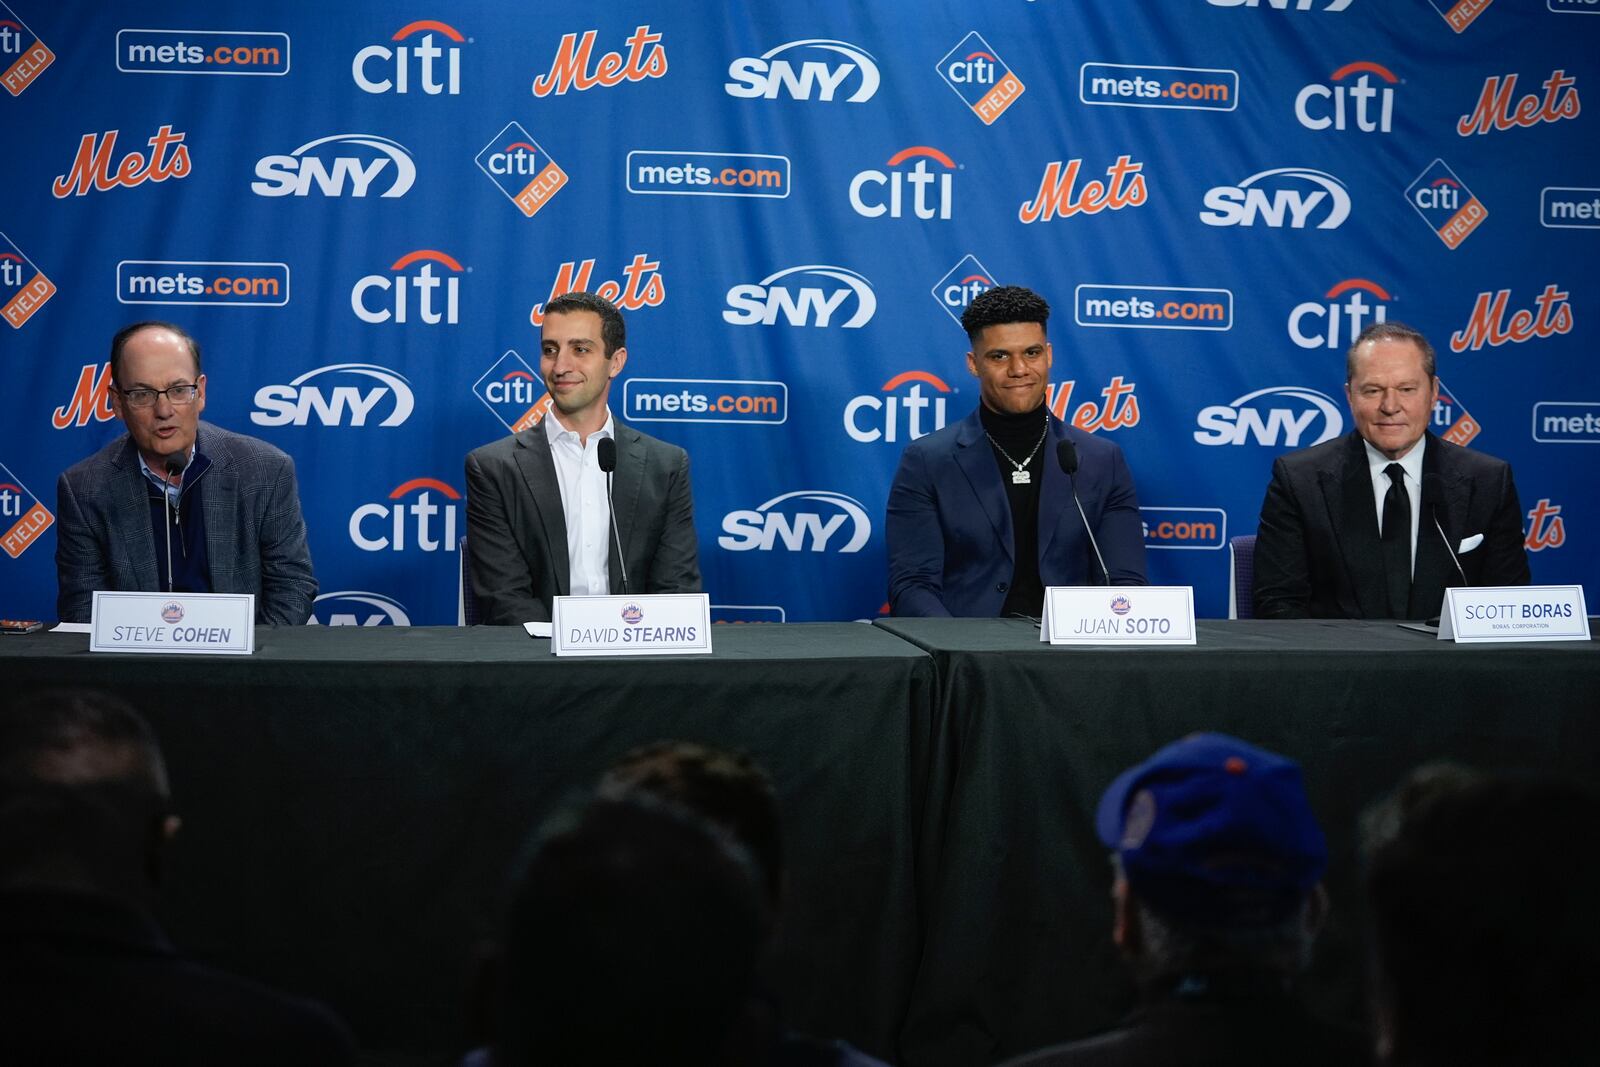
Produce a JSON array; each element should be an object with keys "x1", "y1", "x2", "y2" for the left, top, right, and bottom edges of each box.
[
  {"x1": 163, "y1": 456, "x2": 185, "y2": 592},
  {"x1": 1058, "y1": 440, "x2": 1110, "y2": 585},
  {"x1": 1422, "y1": 473, "x2": 1468, "y2": 588},
  {"x1": 596, "y1": 437, "x2": 629, "y2": 595}
]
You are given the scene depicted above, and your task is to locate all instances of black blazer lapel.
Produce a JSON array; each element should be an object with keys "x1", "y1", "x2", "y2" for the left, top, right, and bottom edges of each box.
[
  {"x1": 1410, "y1": 434, "x2": 1462, "y2": 616},
  {"x1": 110, "y1": 437, "x2": 161, "y2": 591},
  {"x1": 513, "y1": 427, "x2": 570, "y2": 597},
  {"x1": 1323, "y1": 434, "x2": 1388, "y2": 618},
  {"x1": 1037, "y1": 416, "x2": 1070, "y2": 561},
  {"x1": 953, "y1": 411, "x2": 1013, "y2": 566},
  {"x1": 607, "y1": 424, "x2": 643, "y2": 593}
]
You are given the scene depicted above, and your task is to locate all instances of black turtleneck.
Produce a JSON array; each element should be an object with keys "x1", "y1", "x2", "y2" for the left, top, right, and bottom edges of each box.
[{"x1": 978, "y1": 403, "x2": 1048, "y2": 616}]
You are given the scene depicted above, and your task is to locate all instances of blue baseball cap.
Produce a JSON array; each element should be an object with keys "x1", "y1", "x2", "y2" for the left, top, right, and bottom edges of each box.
[{"x1": 1096, "y1": 733, "x2": 1328, "y2": 927}]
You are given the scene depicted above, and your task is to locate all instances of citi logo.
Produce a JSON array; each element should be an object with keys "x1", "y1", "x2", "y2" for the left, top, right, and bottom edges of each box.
[
  {"x1": 1449, "y1": 284, "x2": 1573, "y2": 353},
  {"x1": 52, "y1": 125, "x2": 191, "y2": 198},
  {"x1": 350, "y1": 477, "x2": 460, "y2": 552},
  {"x1": 52, "y1": 363, "x2": 115, "y2": 429},
  {"x1": 844, "y1": 370, "x2": 951, "y2": 444},
  {"x1": 352, "y1": 249, "x2": 461, "y2": 325},
  {"x1": 1458, "y1": 70, "x2": 1579, "y2": 136},
  {"x1": 1296, "y1": 61, "x2": 1396, "y2": 132},
  {"x1": 931, "y1": 254, "x2": 996, "y2": 326},
  {"x1": 725, "y1": 38, "x2": 879, "y2": 102},
  {"x1": 1199, "y1": 167, "x2": 1350, "y2": 229},
  {"x1": 353, "y1": 19, "x2": 464, "y2": 95},
  {"x1": 308, "y1": 591, "x2": 412, "y2": 626},
  {"x1": 252, "y1": 363, "x2": 415, "y2": 428},
  {"x1": 533, "y1": 24, "x2": 666, "y2": 96},
  {"x1": 1020, "y1": 155, "x2": 1147, "y2": 224},
  {"x1": 1288, "y1": 278, "x2": 1390, "y2": 349},
  {"x1": 530, "y1": 253, "x2": 664, "y2": 325},
  {"x1": 1207, "y1": 0, "x2": 1353, "y2": 9},
  {"x1": 723, "y1": 265, "x2": 876, "y2": 328},
  {"x1": 718, "y1": 491, "x2": 872, "y2": 554},
  {"x1": 850, "y1": 146, "x2": 955, "y2": 220},
  {"x1": 252, "y1": 133, "x2": 415, "y2": 198},
  {"x1": 1193, "y1": 386, "x2": 1344, "y2": 447}
]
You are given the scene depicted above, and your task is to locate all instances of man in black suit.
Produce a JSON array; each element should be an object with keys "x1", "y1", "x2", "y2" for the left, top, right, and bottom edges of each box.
[
  {"x1": 0, "y1": 689, "x2": 355, "y2": 1065},
  {"x1": 1254, "y1": 321, "x2": 1530, "y2": 620},
  {"x1": 465, "y1": 291, "x2": 700, "y2": 624}
]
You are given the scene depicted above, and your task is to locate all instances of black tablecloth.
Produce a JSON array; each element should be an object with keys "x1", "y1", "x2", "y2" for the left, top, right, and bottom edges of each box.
[
  {"x1": 874, "y1": 617, "x2": 1600, "y2": 1067},
  {"x1": 2, "y1": 624, "x2": 937, "y2": 1063}
]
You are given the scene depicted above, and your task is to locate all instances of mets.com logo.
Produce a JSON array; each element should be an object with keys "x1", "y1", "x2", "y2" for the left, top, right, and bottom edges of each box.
[
  {"x1": 1142, "y1": 508, "x2": 1228, "y2": 550},
  {"x1": 0, "y1": 460, "x2": 53, "y2": 559},
  {"x1": 624, "y1": 379, "x2": 787, "y2": 425},
  {"x1": 718, "y1": 491, "x2": 871, "y2": 553},
  {"x1": 1532, "y1": 402, "x2": 1600, "y2": 444},
  {"x1": 1, "y1": 230, "x2": 55, "y2": 329},
  {"x1": 1075, "y1": 285, "x2": 1232, "y2": 331},
  {"x1": 308, "y1": 591, "x2": 411, "y2": 626},
  {"x1": 627, "y1": 151, "x2": 789, "y2": 199},
  {"x1": 251, "y1": 364, "x2": 414, "y2": 428},
  {"x1": 118, "y1": 29, "x2": 289, "y2": 75},
  {"x1": 1542, "y1": 187, "x2": 1600, "y2": 229},
  {"x1": 1079, "y1": 63, "x2": 1236, "y2": 111},
  {"x1": 1, "y1": 2, "x2": 53, "y2": 96},
  {"x1": 477, "y1": 121, "x2": 566, "y2": 218},
  {"x1": 117, "y1": 261, "x2": 287, "y2": 307},
  {"x1": 938, "y1": 31, "x2": 1024, "y2": 124},
  {"x1": 1193, "y1": 386, "x2": 1344, "y2": 448}
]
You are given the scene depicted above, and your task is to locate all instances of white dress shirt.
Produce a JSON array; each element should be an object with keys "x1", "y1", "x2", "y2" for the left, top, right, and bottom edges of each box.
[
  {"x1": 1364, "y1": 438, "x2": 1424, "y2": 578},
  {"x1": 542, "y1": 409, "x2": 615, "y2": 596}
]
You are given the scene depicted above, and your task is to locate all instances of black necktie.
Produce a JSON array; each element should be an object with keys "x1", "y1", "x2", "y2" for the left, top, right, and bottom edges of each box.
[{"x1": 1381, "y1": 463, "x2": 1411, "y2": 618}]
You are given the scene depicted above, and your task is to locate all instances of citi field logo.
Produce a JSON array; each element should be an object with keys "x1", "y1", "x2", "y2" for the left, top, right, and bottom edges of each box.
[
  {"x1": 476, "y1": 121, "x2": 567, "y2": 219},
  {"x1": 624, "y1": 379, "x2": 788, "y2": 426},
  {"x1": 251, "y1": 364, "x2": 415, "y2": 428},
  {"x1": 0, "y1": 232, "x2": 55, "y2": 329},
  {"x1": 352, "y1": 250, "x2": 461, "y2": 325},
  {"x1": 1296, "y1": 61, "x2": 1396, "y2": 132},
  {"x1": 1288, "y1": 278, "x2": 1390, "y2": 349},
  {"x1": 1449, "y1": 284, "x2": 1573, "y2": 353},
  {"x1": 850, "y1": 147, "x2": 956, "y2": 219},
  {"x1": 529, "y1": 253, "x2": 664, "y2": 325},
  {"x1": 1433, "y1": 381, "x2": 1481, "y2": 446},
  {"x1": 1199, "y1": 167, "x2": 1349, "y2": 229},
  {"x1": 1458, "y1": 70, "x2": 1579, "y2": 135},
  {"x1": 1193, "y1": 386, "x2": 1344, "y2": 447},
  {"x1": 937, "y1": 31, "x2": 1024, "y2": 124},
  {"x1": 1, "y1": 3, "x2": 53, "y2": 96},
  {"x1": 0, "y1": 460, "x2": 52, "y2": 559},
  {"x1": 725, "y1": 38, "x2": 879, "y2": 102},
  {"x1": 533, "y1": 24, "x2": 665, "y2": 96},
  {"x1": 1532, "y1": 402, "x2": 1600, "y2": 444},
  {"x1": 117, "y1": 261, "x2": 289, "y2": 307},
  {"x1": 308, "y1": 591, "x2": 412, "y2": 626},
  {"x1": 1542, "y1": 187, "x2": 1600, "y2": 228},
  {"x1": 1019, "y1": 156, "x2": 1147, "y2": 224},
  {"x1": 1426, "y1": 0, "x2": 1494, "y2": 33},
  {"x1": 354, "y1": 20, "x2": 463, "y2": 94},
  {"x1": 1079, "y1": 64, "x2": 1237, "y2": 111},
  {"x1": 1142, "y1": 508, "x2": 1228, "y2": 550},
  {"x1": 1046, "y1": 378, "x2": 1141, "y2": 432},
  {"x1": 474, "y1": 350, "x2": 551, "y2": 433},
  {"x1": 723, "y1": 265, "x2": 876, "y2": 328},
  {"x1": 1076, "y1": 285, "x2": 1233, "y2": 331},
  {"x1": 1525, "y1": 499, "x2": 1565, "y2": 552},
  {"x1": 252, "y1": 134, "x2": 415, "y2": 198},
  {"x1": 349, "y1": 477, "x2": 460, "y2": 552},
  {"x1": 52, "y1": 126, "x2": 191, "y2": 198},
  {"x1": 844, "y1": 370, "x2": 951, "y2": 444},
  {"x1": 1406, "y1": 160, "x2": 1487, "y2": 249},
  {"x1": 1207, "y1": 0, "x2": 1353, "y2": 9},
  {"x1": 52, "y1": 363, "x2": 115, "y2": 429},
  {"x1": 932, "y1": 255, "x2": 996, "y2": 327},
  {"x1": 118, "y1": 29, "x2": 290, "y2": 75},
  {"x1": 718, "y1": 491, "x2": 872, "y2": 553}
]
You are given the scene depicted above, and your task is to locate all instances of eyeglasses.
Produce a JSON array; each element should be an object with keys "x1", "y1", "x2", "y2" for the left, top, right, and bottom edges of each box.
[{"x1": 116, "y1": 383, "x2": 199, "y2": 409}]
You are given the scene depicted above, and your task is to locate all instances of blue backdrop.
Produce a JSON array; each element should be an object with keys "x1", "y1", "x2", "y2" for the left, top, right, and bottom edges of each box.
[{"x1": 3, "y1": 0, "x2": 1596, "y2": 625}]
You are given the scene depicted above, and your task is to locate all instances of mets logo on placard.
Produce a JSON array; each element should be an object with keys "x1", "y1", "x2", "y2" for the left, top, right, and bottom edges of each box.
[
  {"x1": 621, "y1": 604, "x2": 643, "y2": 625},
  {"x1": 1110, "y1": 596, "x2": 1132, "y2": 616},
  {"x1": 161, "y1": 602, "x2": 184, "y2": 624}
]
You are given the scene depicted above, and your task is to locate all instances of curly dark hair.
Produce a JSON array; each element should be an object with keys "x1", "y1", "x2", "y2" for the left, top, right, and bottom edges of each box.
[{"x1": 960, "y1": 285, "x2": 1051, "y2": 343}]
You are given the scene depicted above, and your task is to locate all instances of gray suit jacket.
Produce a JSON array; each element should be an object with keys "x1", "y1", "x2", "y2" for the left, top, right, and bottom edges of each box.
[
  {"x1": 464, "y1": 419, "x2": 701, "y2": 625},
  {"x1": 55, "y1": 422, "x2": 318, "y2": 625}
]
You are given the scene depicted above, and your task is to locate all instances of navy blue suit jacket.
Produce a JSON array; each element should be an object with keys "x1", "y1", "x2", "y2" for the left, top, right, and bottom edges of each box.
[{"x1": 886, "y1": 409, "x2": 1146, "y2": 617}]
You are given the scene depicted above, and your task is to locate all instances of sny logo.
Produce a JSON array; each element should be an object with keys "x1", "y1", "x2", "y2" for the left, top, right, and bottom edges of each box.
[
  {"x1": 308, "y1": 591, "x2": 412, "y2": 626},
  {"x1": 0, "y1": 231, "x2": 55, "y2": 329},
  {"x1": 1405, "y1": 160, "x2": 1486, "y2": 249},
  {"x1": 352, "y1": 250, "x2": 461, "y2": 324},
  {"x1": 1289, "y1": 278, "x2": 1390, "y2": 349},
  {"x1": 1449, "y1": 284, "x2": 1572, "y2": 353},
  {"x1": 845, "y1": 370, "x2": 951, "y2": 444},
  {"x1": 1020, "y1": 156, "x2": 1146, "y2": 223},
  {"x1": 1458, "y1": 70, "x2": 1579, "y2": 135},
  {"x1": 937, "y1": 31, "x2": 1024, "y2": 124},
  {"x1": 1425, "y1": 0, "x2": 1494, "y2": 33},
  {"x1": 1193, "y1": 386, "x2": 1344, "y2": 447},
  {"x1": 724, "y1": 265, "x2": 875, "y2": 328},
  {"x1": 474, "y1": 351, "x2": 551, "y2": 433},
  {"x1": 851, "y1": 147, "x2": 956, "y2": 219},
  {"x1": 53, "y1": 126, "x2": 191, "y2": 198},
  {"x1": 1296, "y1": 61, "x2": 1396, "y2": 132},
  {"x1": 1525, "y1": 499, "x2": 1564, "y2": 552},
  {"x1": 1432, "y1": 381, "x2": 1481, "y2": 446},
  {"x1": 1200, "y1": 167, "x2": 1349, "y2": 228},
  {"x1": 718, "y1": 491, "x2": 872, "y2": 553},
  {"x1": 1, "y1": 3, "x2": 53, "y2": 96},
  {"x1": 476, "y1": 121, "x2": 567, "y2": 218},
  {"x1": 52, "y1": 363, "x2": 115, "y2": 429},
  {"x1": 1207, "y1": 0, "x2": 1353, "y2": 10},
  {"x1": 932, "y1": 254, "x2": 996, "y2": 327},
  {"x1": 726, "y1": 39, "x2": 879, "y2": 102},
  {"x1": 0, "y1": 460, "x2": 53, "y2": 559},
  {"x1": 350, "y1": 478, "x2": 460, "y2": 552},
  {"x1": 252, "y1": 364, "x2": 415, "y2": 428},
  {"x1": 533, "y1": 25, "x2": 665, "y2": 96},
  {"x1": 354, "y1": 19, "x2": 463, "y2": 94},
  {"x1": 530, "y1": 253, "x2": 664, "y2": 325},
  {"x1": 253, "y1": 134, "x2": 414, "y2": 198}
]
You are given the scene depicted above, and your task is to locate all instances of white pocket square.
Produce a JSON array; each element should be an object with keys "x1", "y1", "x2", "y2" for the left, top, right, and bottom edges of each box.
[{"x1": 1458, "y1": 533, "x2": 1484, "y2": 554}]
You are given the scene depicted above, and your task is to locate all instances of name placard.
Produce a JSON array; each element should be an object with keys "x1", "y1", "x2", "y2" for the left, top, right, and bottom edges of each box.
[
  {"x1": 1439, "y1": 585, "x2": 1590, "y2": 643},
  {"x1": 551, "y1": 593, "x2": 713, "y2": 657},
  {"x1": 1041, "y1": 586, "x2": 1196, "y2": 646},
  {"x1": 90, "y1": 591, "x2": 255, "y2": 655}
]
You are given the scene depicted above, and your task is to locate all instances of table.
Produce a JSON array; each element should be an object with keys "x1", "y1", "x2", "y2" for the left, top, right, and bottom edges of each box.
[
  {"x1": 1, "y1": 624, "x2": 937, "y2": 1064},
  {"x1": 875, "y1": 617, "x2": 1600, "y2": 1067}
]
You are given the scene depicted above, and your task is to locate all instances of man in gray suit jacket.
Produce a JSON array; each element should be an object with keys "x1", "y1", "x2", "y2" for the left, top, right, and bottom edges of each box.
[
  {"x1": 465, "y1": 291, "x2": 700, "y2": 625},
  {"x1": 55, "y1": 322, "x2": 317, "y2": 625}
]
